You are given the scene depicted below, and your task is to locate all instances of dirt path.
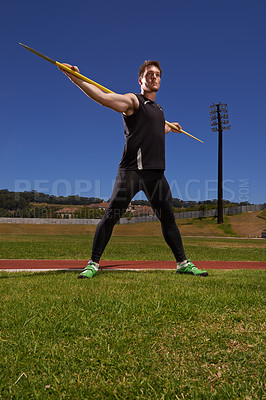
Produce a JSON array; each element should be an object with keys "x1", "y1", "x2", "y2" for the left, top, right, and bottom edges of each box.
[{"x1": 0, "y1": 259, "x2": 265, "y2": 272}]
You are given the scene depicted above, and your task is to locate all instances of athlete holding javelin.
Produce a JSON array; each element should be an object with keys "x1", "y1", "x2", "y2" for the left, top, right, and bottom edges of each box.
[{"x1": 59, "y1": 60, "x2": 208, "y2": 278}]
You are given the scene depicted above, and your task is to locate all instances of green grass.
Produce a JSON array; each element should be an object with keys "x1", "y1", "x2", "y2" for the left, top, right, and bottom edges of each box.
[
  {"x1": 216, "y1": 216, "x2": 239, "y2": 236},
  {"x1": 258, "y1": 208, "x2": 266, "y2": 220},
  {"x1": 1, "y1": 222, "x2": 265, "y2": 398},
  {"x1": 0, "y1": 234, "x2": 265, "y2": 261},
  {"x1": 0, "y1": 270, "x2": 265, "y2": 399}
]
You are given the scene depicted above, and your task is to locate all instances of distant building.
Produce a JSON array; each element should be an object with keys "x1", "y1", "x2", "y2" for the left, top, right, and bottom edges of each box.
[
  {"x1": 126, "y1": 204, "x2": 154, "y2": 216},
  {"x1": 54, "y1": 207, "x2": 79, "y2": 219},
  {"x1": 54, "y1": 202, "x2": 154, "y2": 219},
  {"x1": 87, "y1": 202, "x2": 154, "y2": 216},
  {"x1": 87, "y1": 201, "x2": 109, "y2": 210}
]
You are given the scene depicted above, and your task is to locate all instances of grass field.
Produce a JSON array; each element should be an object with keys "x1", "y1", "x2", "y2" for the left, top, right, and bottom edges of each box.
[
  {"x1": 0, "y1": 216, "x2": 266, "y2": 262},
  {"x1": 0, "y1": 234, "x2": 266, "y2": 262},
  {"x1": 1, "y1": 270, "x2": 265, "y2": 399},
  {"x1": 0, "y1": 216, "x2": 265, "y2": 399}
]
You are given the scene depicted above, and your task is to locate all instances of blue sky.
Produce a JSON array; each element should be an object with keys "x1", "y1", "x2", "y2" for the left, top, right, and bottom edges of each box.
[{"x1": 1, "y1": 0, "x2": 265, "y2": 204}]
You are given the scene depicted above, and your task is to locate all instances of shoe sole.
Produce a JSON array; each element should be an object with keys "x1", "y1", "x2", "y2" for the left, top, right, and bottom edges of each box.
[
  {"x1": 176, "y1": 271, "x2": 208, "y2": 277},
  {"x1": 77, "y1": 271, "x2": 95, "y2": 279}
]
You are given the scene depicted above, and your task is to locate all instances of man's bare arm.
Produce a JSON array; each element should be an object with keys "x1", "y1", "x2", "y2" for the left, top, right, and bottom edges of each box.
[{"x1": 59, "y1": 64, "x2": 139, "y2": 116}]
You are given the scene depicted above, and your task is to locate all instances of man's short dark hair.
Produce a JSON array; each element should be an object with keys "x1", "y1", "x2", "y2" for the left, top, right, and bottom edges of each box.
[{"x1": 138, "y1": 60, "x2": 162, "y2": 78}]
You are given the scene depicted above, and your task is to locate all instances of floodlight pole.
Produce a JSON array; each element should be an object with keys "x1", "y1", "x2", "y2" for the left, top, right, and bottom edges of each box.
[
  {"x1": 217, "y1": 106, "x2": 223, "y2": 223},
  {"x1": 209, "y1": 102, "x2": 231, "y2": 224}
]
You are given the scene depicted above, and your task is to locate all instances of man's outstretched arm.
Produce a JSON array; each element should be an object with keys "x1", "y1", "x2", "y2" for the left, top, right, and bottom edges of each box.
[{"x1": 59, "y1": 63, "x2": 138, "y2": 116}]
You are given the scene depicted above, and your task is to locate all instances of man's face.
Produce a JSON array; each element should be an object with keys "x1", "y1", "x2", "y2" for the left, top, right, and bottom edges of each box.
[{"x1": 139, "y1": 65, "x2": 161, "y2": 93}]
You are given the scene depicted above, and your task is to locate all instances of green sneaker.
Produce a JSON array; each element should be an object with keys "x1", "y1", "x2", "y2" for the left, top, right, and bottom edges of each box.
[
  {"x1": 176, "y1": 259, "x2": 208, "y2": 277},
  {"x1": 78, "y1": 260, "x2": 99, "y2": 279}
]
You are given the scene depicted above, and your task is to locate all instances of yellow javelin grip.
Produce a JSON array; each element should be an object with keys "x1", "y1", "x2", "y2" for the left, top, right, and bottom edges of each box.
[
  {"x1": 55, "y1": 62, "x2": 114, "y2": 94},
  {"x1": 19, "y1": 43, "x2": 204, "y2": 143},
  {"x1": 165, "y1": 121, "x2": 204, "y2": 143}
]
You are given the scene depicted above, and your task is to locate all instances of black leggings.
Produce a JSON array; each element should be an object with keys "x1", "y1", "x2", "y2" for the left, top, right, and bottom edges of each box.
[{"x1": 91, "y1": 169, "x2": 186, "y2": 263}]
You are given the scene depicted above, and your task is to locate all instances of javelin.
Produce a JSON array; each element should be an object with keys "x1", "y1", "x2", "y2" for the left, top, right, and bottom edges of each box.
[{"x1": 19, "y1": 43, "x2": 204, "y2": 143}]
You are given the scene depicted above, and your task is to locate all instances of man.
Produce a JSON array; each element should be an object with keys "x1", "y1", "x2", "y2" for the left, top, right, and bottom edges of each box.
[{"x1": 59, "y1": 60, "x2": 208, "y2": 278}]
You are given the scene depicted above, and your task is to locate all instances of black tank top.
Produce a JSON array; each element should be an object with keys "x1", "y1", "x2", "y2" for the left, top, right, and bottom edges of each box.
[{"x1": 119, "y1": 94, "x2": 165, "y2": 170}]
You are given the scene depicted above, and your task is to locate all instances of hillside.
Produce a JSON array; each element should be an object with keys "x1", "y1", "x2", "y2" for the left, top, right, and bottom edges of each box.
[{"x1": 227, "y1": 210, "x2": 266, "y2": 237}]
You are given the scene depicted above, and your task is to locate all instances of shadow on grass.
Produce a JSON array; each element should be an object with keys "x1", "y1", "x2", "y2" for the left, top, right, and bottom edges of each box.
[{"x1": 0, "y1": 268, "x2": 176, "y2": 280}]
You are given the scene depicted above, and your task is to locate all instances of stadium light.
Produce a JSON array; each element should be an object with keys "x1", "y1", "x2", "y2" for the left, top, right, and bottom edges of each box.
[{"x1": 209, "y1": 103, "x2": 231, "y2": 224}]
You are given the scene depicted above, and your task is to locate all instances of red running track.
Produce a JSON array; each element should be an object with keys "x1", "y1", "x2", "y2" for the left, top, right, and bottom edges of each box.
[{"x1": 0, "y1": 259, "x2": 265, "y2": 271}]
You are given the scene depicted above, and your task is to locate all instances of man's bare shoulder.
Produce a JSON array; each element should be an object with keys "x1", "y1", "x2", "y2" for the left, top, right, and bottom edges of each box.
[{"x1": 123, "y1": 93, "x2": 139, "y2": 116}]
